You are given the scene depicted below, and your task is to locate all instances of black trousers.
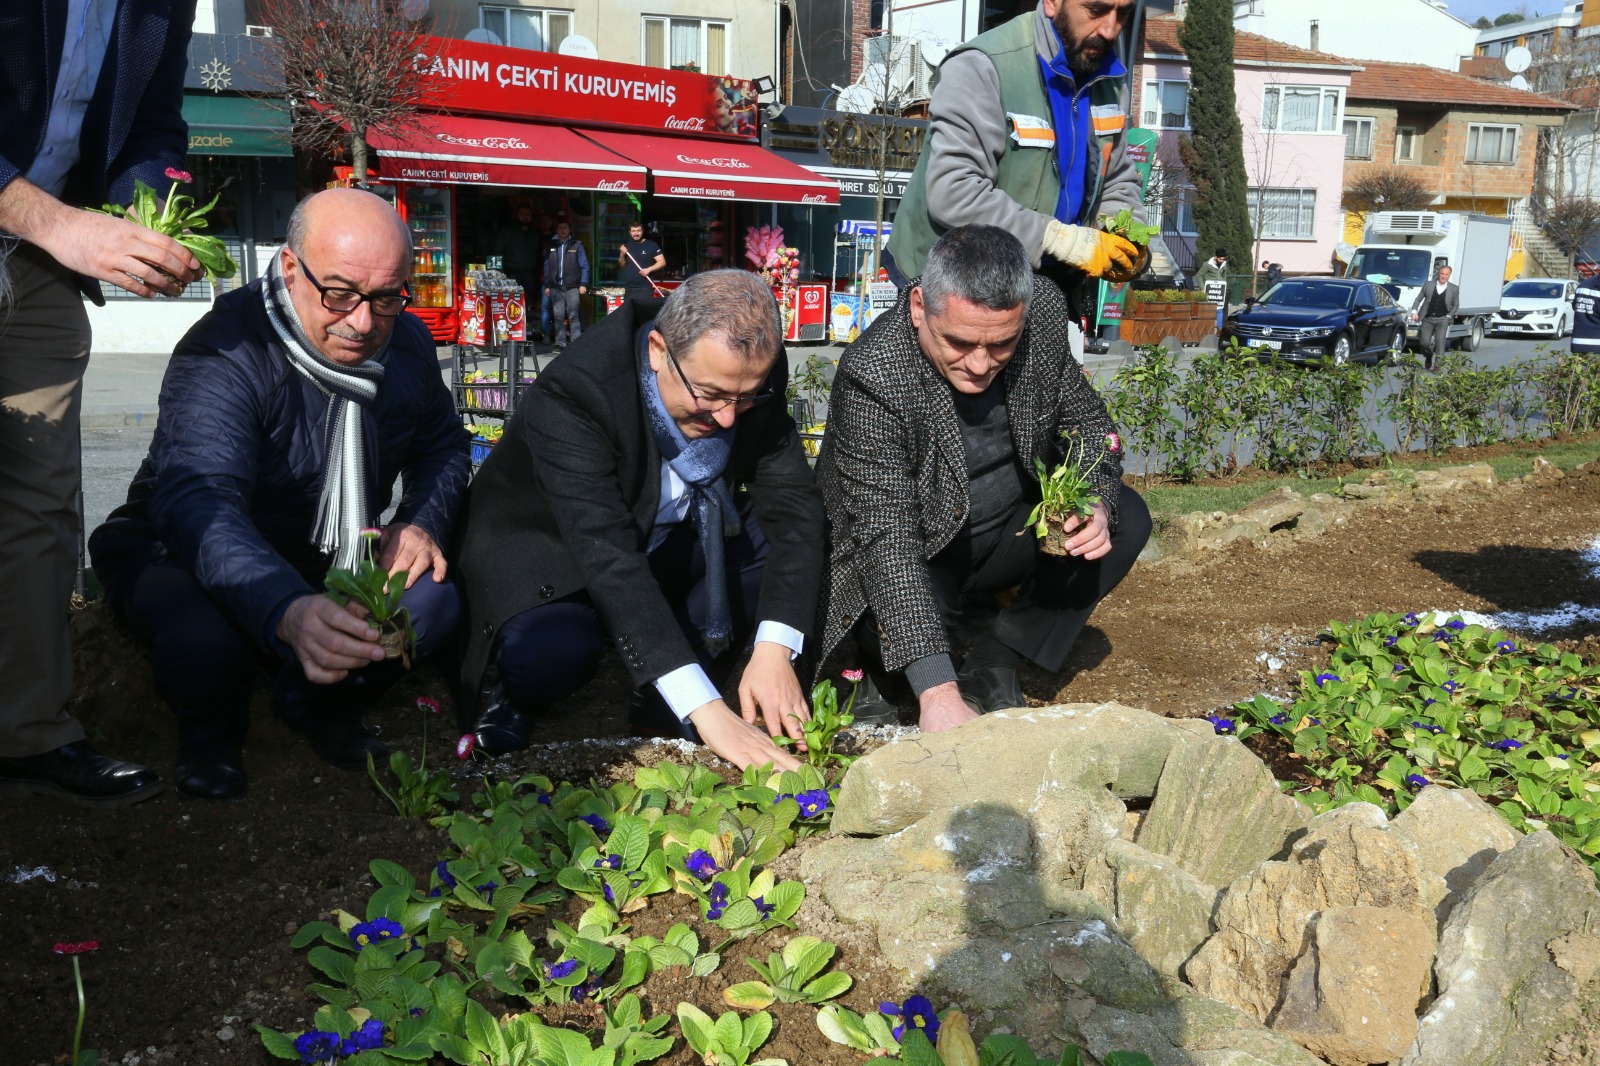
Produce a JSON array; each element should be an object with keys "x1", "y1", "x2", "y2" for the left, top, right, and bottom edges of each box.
[
  {"x1": 864, "y1": 483, "x2": 1151, "y2": 677},
  {"x1": 493, "y1": 518, "x2": 770, "y2": 729},
  {"x1": 108, "y1": 557, "x2": 461, "y2": 758}
]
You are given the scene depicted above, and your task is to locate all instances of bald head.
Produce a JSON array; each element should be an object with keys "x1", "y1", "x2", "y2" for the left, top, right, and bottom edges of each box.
[{"x1": 280, "y1": 189, "x2": 414, "y2": 366}]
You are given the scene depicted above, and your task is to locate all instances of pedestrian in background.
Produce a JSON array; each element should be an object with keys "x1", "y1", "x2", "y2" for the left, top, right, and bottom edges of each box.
[
  {"x1": 0, "y1": 0, "x2": 203, "y2": 807},
  {"x1": 1413, "y1": 264, "x2": 1459, "y2": 372},
  {"x1": 543, "y1": 219, "x2": 589, "y2": 349},
  {"x1": 495, "y1": 203, "x2": 544, "y2": 331},
  {"x1": 618, "y1": 220, "x2": 665, "y2": 303},
  {"x1": 1571, "y1": 269, "x2": 1600, "y2": 355}
]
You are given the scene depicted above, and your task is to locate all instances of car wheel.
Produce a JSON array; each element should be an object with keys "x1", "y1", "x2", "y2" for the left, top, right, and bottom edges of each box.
[
  {"x1": 1461, "y1": 317, "x2": 1484, "y2": 352},
  {"x1": 1331, "y1": 334, "x2": 1352, "y2": 366},
  {"x1": 1384, "y1": 327, "x2": 1404, "y2": 366}
]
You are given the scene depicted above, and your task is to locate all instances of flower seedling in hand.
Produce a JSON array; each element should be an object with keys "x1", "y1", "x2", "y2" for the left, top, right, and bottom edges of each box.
[
  {"x1": 89, "y1": 168, "x2": 238, "y2": 283},
  {"x1": 676, "y1": 1003, "x2": 787, "y2": 1066},
  {"x1": 324, "y1": 528, "x2": 415, "y2": 666},
  {"x1": 1025, "y1": 432, "x2": 1118, "y2": 557},
  {"x1": 1098, "y1": 208, "x2": 1160, "y2": 247},
  {"x1": 777, "y1": 673, "x2": 862, "y2": 769},
  {"x1": 55, "y1": 940, "x2": 100, "y2": 1066},
  {"x1": 723, "y1": 934, "x2": 852, "y2": 1010}
]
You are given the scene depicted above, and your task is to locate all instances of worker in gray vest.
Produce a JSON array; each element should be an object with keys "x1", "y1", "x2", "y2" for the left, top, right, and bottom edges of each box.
[{"x1": 884, "y1": 0, "x2": 1147, "y2": 340}]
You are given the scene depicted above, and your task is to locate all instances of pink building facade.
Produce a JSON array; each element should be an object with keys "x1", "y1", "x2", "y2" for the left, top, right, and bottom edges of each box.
[{"x1": 1138, "y1": 16, "x2": 1360, "y2": 279}]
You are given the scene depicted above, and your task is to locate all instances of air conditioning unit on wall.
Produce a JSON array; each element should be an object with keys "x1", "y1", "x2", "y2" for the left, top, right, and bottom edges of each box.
[{"x1": 245, "y1": 24, "x2": 274, "y2": 37}]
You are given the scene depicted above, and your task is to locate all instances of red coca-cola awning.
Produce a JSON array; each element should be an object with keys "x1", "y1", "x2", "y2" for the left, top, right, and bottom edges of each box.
[
  {"x1": 370, "y1": 113, "x2": 645, "y2": 191},
  {"x1": 578, "y1": 129, "x2": 839, "y2": 205}
]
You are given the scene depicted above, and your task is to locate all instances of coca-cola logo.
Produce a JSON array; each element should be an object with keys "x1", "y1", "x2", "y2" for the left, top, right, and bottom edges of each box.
[
  {"x1": 677, "y1": 153, "x2": 749, "y2": 169},
  {"x1": 800, "y1": 193, "x2": 830, "y2": 204},
  {"x1": 596, "y1": 179, "x2": 634, "y2": 191},
  {"x1": 664, "y1": 116, "x2": 707, "y2": 131},
  {"x1": 436, "y1": 133, "x2": 530, "y2": 150}
]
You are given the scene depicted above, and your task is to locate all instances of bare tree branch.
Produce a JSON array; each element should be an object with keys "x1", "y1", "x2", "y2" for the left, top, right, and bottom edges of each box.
[{"x1": 1341, "y1": 169, "x2": 1436, "y2": 216}]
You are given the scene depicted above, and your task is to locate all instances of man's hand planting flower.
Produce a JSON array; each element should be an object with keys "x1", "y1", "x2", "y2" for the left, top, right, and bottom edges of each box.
[{"x1": 88, "y1": 170, "x2": 237, "y2": 285}]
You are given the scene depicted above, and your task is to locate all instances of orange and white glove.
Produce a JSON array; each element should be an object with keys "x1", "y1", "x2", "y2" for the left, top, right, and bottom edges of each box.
[{"x1": 1043, "y1": 219, "x2": 1143, "y2": 280}]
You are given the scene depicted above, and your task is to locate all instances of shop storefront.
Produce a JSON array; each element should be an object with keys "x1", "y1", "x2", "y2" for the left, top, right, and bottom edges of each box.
[
  {"x1": 762, "y1": 107, "x2": 925, "y2": 288},
  {"x1": 360, "y1": 38, "x2": 841, "y2": 342}
]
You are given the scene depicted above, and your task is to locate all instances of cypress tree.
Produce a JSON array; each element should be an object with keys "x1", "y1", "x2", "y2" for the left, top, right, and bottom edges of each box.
[{"x1": 1176, "y1": 0, "x2": 1255, "y2": 284}]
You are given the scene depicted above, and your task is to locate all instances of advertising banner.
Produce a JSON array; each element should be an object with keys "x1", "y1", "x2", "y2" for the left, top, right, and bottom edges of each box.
[{"x1": 413, "y1": 36, "x2": 758, "y2": 140}]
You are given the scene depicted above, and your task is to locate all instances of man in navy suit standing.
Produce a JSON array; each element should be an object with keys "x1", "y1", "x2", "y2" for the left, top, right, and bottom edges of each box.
[{"x1": 0, "y1": 1, "x2": 203, "y2": 806}]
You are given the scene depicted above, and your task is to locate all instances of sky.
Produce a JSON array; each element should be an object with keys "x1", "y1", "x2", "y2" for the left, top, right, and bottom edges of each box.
[{"x1": 1442, "y1": 0, "x2": 1560, "y2": 24}]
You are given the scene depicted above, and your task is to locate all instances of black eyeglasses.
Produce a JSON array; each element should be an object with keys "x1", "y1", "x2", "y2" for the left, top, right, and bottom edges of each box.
[
  {"x1": 660, "y1": 335, "x2": 775, "y2": 411},
  {"x1": 296, "y1": 256, "x2": 411, "y2": 317}
]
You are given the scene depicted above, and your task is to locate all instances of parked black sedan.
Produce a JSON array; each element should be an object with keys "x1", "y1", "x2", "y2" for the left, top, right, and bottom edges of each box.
[{"x1": 1224, "y1": 278, "x2": 1407, "y2": 365}]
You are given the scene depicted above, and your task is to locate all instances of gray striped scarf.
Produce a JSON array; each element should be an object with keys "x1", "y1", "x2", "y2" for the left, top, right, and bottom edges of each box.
[{"x1": 263, "y1": 253, "x2": 387, "y2": 570}]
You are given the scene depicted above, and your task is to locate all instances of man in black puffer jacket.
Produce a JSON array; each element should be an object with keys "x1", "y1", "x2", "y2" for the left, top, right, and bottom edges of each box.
[{"x1": 90, "y1": 189, "x2": 470, "y2": 800}]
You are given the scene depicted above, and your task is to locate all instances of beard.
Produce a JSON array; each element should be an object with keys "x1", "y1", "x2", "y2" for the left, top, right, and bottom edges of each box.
[{"x1": 1052, "y1": 12, "x2": 1114, "y2": 80}]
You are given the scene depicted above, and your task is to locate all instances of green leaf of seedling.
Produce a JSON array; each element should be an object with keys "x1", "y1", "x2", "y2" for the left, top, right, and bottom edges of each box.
[
  {"x1": 308, "y1": 945, "x2": 356, "y2": 984},
  {"x1": 714, "y1": 1009, "x2": 746, "y2": 1053},
  {"x1": 801, "y1": 970, "x2": 852, "y2": 1003},
  {"x1": 901, "y1": 1030, "x2": 945, "y2": 1066},
  {"x1": 257, "y1": 1026, "x2": 302, "y2": 1060},
  {"x1": 465, "y1": 999, "x2": 509, "y2": 1060},
  {"x1": 676, "y1": 1003, "x2": 715, "y2": 1055},
  {"x1": 292, "y1": 921, "x2": 341, "y2": 950},
  {"x1": 816, "y1": 1005, "x2": 870, "y2": 1050},
  {"x1": 1103, "y1": 1053, "x2": 1157, "y2": 1066},
  {"x1": 724, "y1": 981, "x2": 777, "y2": 1010},
  {"x1": 690, "y1": 951, "x2": 721, "y2": 978},
  {"x1": 979, "y1": 1034, "x2": 1039, "y2": 1066},
  {"x1": 742, "y1": 1011, "x2": 774, "y2": 1054},
  {"x1": 370, "y1": 859, "x2": 416, "y2": 892}
]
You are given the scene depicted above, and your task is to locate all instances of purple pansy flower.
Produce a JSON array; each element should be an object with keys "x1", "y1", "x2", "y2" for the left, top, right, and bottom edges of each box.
[
  {"x1": 1205, "y1": 713, "x2": 1235, "y2": 735},
  {"x1": 349, "y1": 917, "x2": 403, "y2": 947},
  {"x1": 1315, "y1": 673, "x2": 1340, "y2": 687},
  {"x1": 706, "y1": 881, "x2": 730, "y2": 921},
  {"x1": 685, "y1": 849, "x2": 720, "y2": 881},
  {"x1": 794, "y1": 789, "x2": 831, "y2": 818},
  {"x1": 1488, "y1": 738, "x2": 1524, "y2": 751},
  {"x1": 545, "y1": 958, "x2": 580, "y2": 981},
  {"x1": 579, "y1": 813, "x2": 611, "y2": 834},
  {"x1": 1406, "y1": 774, "x2": 1430, "y2": 790},
  {"x1": 880, "y1": 995, "x2": 940, "y2": 1043}
]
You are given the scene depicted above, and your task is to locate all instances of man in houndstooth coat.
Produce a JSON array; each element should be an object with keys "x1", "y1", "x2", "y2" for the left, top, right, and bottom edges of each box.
[{"x1": 815, "y1": 225, "x2": 1150, "y2": 732}]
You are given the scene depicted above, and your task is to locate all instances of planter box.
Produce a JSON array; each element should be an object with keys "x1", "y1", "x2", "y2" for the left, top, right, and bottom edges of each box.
[{"x1": 1121, "y1": 300, "x2": 1216, "y2": 345}]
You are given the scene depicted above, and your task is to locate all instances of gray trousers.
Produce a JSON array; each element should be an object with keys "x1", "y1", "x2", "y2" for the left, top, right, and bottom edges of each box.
[
  {"x1": 548, "y1": 286, "x2": 583, "y2": 345},
  {"x1": 0, "y1": 244, "x2": 91, "y2": 756},
  {"x1": 1420, "y1": 316, "x2": 1452, "y2": 365}
]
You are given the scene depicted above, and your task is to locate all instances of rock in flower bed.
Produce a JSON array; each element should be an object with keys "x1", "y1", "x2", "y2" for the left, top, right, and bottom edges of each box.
[{"x1": 806, "y1": 699, "x2": 1600, "y2": 1066}]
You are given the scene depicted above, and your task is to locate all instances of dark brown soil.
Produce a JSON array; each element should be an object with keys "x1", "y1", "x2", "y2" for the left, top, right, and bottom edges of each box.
[{"x1": 5, "y1": 459, "x2": 1600, "y2": 1066}]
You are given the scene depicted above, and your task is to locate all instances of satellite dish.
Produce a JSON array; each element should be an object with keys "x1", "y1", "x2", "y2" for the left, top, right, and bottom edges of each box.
[
  {"x1": 558, "y1": 34, "x2": 599, "y2": 59},
  {"x1": 1333, "y1": 241, "x2": 1357, "y2": 262},
  {"x1": 1509, "y1": 74, "x2": 1530, "y2": 90},
  {"x1": 922, "y1": 39, "x2": 950, "y2": 66},
  {"x1": 836, "y1": 84, "x2": 877, "y2": 114},
  {"x1": 396, "y1": 0, "x2": 428, "y2": 19},
  {"x1": 1505, "y1": 45, "x2": 1533, "y2": 73},
  {"x1": 464, "y1": 27, "x2": 502, "y2": 45}
]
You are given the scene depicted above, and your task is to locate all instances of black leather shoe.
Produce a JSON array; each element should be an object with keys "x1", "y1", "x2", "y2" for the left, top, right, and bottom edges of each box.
[
  {"x1": 175, "y1": 752, "x2": 247, "y2": 800},
  {"x1": 848, "y1": 697, "x2": 901, "y2": 727},
  {"x1": 957, "y1": 665, "x2": 1025, "y2": 714},
  {"x1": 472, "y1": 690, "x2": 534, "y2": 757},
  {"x1": 0, "y1": 741, "x2": 165, "y2": 807},
  {"x1": 289, "y1": 716, "x2": 386, "y2": 771}
]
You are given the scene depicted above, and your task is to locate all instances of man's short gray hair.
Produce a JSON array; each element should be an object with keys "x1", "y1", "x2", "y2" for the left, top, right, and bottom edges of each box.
[
  {"x1": 655, "y1": 269, "x2": 782, "y2": 366},
  {"x1": 919, "y1": 224, "x2": 1032, "y2": 317}
]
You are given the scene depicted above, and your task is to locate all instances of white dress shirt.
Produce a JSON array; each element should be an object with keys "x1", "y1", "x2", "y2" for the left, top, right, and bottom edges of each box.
[{"x1": 648, "y1": 462, "x2": 804, "y2": 719}]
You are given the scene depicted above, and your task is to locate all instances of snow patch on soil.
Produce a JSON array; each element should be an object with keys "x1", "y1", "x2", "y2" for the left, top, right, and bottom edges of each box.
[
  {"x1": 1483, "y1": 535, "x2": 1600, "y2": 635},
  {"x1": 5, "y1": 864, "x2": 58, "y2": 884}
]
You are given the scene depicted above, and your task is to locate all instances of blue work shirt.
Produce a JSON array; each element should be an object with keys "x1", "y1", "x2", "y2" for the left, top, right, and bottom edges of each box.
[{"x1": 1038, "y1": 24, "x2": 1127, "y2": 226}]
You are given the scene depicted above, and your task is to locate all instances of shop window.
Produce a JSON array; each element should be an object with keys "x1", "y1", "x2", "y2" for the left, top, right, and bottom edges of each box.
[
  {"x1": 480, "y1": 5, "x2": 571, "y2": 52},
  {"x1": 1140, "y1": 80, "x2": 1189, "y2": 129},
  {"x1": 1343, "y1": 117, "x2": 1373, "y2": 159},
  {"x1": 642, "y1": 16, "x2": 729, "y2": 76},
  {"x1": 1395, "y1": 126, "x2": 1417, "y2": 162},
  {"x1": 1261, "y1": 85, "x2": 1342, "y2": 134},
  {"x1": 1466, "y1": 123, "x2": 1518, "y2": 164},
  {"x1": 1249, "y1": 187, "x2": 1317, "y2": 239}
]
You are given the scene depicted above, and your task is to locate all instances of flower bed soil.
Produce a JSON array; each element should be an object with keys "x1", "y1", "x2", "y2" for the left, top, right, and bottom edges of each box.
[{"x1": 6, "y1": 457, "x2": 1600, "y2": 1066}]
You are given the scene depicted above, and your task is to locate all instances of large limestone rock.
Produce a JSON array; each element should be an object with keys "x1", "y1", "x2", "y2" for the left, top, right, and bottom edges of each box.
[
  {"x1": 832, "y1": 702, "x2": 1207, "y2": 835},
  {"x1": 1402, "y1": 831, "x2": 1600, "y2": 1066},
  {"x1": 1083, "y1": 839, "x2": 1220, "y2": 978},
  {"x1": 1272, "y1": 906, "x2": 1435, "y2": 1066},
  {"x1": 1390, "y1": 785, "x2": 1521, "y2": 924},
  {"x1": 1136, "y1": 736, "x2": 1313, "y2": 887},
  {"x1": 1185, "y1": 805, "x2": 1429, "y2": 1021}
]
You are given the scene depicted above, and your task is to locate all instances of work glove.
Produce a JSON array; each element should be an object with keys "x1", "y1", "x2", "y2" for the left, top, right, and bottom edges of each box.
[{"x1": 1043, "y1": 219, "x2": 1146, "y2": 281}]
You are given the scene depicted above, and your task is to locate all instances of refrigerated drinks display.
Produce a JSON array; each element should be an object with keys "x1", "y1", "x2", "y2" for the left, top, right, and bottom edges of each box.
[{"x1": 404, "y1": 186, "x2": 455, "y2": 340}]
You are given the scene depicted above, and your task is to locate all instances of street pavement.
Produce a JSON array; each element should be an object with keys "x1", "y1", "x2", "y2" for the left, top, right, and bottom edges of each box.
[{"x1": 76, "y1": 333, "x2": 1550, "y2": 546}]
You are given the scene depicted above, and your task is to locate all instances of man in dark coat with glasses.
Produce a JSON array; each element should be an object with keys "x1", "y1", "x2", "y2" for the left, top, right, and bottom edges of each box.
[
  {"x1": 89, "y1": 189, "x2": 469, "y2": 800},
  {"x1": 455, "y1": 270, "x2": 823, "y2": 772}
]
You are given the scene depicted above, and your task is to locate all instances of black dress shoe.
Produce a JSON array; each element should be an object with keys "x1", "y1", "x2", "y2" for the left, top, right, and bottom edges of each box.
[
  {"x1": 288, "y1": 716, "x2": 386, "y2": 771},
  {"x1": 957, "y1": 665, "x2": 1025, "y2": 714},
  {"x1": 0, "y1": 741, "x2": 165, "y2": 807},
  {"x1": 472, "y1": 690, "x2": 534, "y2": 756},
  {"x1": 175, "y1": 753, "x2": 247, "y2": 800},
  {"x1": 847, "y1": 697, "x2": 901, "y2": 727}
]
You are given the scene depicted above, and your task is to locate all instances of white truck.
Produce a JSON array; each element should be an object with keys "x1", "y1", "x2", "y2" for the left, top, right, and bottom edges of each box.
[{"x1": 1342, "y1": 211, "x2": 1513, "y2": 351}]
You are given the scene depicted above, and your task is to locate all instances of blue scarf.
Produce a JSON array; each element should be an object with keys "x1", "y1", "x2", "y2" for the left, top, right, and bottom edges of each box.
[{"x1": 637, "y1": 326, "x2": 742, "y2": 654}]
